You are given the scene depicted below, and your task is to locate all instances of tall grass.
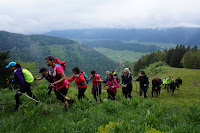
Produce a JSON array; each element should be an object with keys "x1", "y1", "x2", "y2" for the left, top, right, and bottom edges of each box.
[{"x1": 0, "y1": 65, "x2": 199, "y2": 133}]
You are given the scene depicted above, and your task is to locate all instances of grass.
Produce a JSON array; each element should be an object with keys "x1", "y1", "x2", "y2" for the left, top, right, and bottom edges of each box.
[
  {"x1": 0, "y1": 65, "x2": 199, "y2": 133},
  {"x1": 93, "y1": 47, "x2": 148, "y2": 63}
]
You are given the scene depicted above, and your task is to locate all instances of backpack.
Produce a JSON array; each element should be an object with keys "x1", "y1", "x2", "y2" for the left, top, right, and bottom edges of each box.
[
  {"x1": 22, "y1": 69, "x2": 34, "y2": 83},
  {"x1": 114, "y1": 74, "x2": 120, "y2": 83},
  {"x1": 91, "y1": 74, "x2": 101, "y2": 80},
  {"x1": 81, "y1": 71, "x2": 89, "y2": 84},
  {"x1": 54, "y1": 58, "x2": 66, "y2": 71}
]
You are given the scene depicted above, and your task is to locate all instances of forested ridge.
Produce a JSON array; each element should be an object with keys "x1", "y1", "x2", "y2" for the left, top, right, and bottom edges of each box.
[{"x1": 0, "y1": 31, "x2": 119, "y2": 76}]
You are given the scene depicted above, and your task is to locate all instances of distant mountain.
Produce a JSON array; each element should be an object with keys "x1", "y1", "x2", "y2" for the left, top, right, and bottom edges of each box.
[
  {"x1": 0, "y1": 31, "x2": 118, "y2": 76},
  {"x1": 82, "y1": 40, "x2": 160, "y2": 52},
  {"x1": 44, "y1": 27, "x2": 200, "y2": 45}
]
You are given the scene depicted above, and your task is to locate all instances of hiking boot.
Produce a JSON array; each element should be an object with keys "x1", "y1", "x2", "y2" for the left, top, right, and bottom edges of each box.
[{"x1": 12, "y1": 106, "x2": 19, "y2": 112}]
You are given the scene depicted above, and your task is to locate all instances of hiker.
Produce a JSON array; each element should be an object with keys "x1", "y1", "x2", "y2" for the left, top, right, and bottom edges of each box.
[
  {"x1": 157, "y1": 78, "x2": 163, "y2": 96},
  {"x1": 45, "y1": 56, "x2": 74, "y2": 109},
  {"x1": 89, "y1": 70, "x2": 103, "y2": 102},
  {"x1": 6, "y1": 62, "x2": 38, "y2": 112},
  {"x1": 163, "y1": 77, "x2": 168, "y2": 90},
  {"x1": 67, "y1": 67, "x2": 88, "y2": 100},
  {"x1": 34, "y1": 67, "x2": 54, "y2": 95},
  {"x1": 152, "y1": 76, "x2": 158, "y2": 97},
  {"x1": 135, "y1": 71, "x2": 149, "y2": 98},
  {"x1": 176, "y1": 77, "x2": 182, "y2": 90},
  {"x1": 103, "y1": 71, "x2": 110, "y2": 84},
  {"x1": 104, "y1": 72, "x2": 119, "y2": 100},
  {"x1": 168, "y1": 76, "x2": 173, "y2": 92},
  {"x1": 112, "y1": 70, "x2": 119, "y2": 83},
  {"x1": 170, "y1": 80, "x2": 176, "y2": 95},
  {"x1": 120, "y1": 68, "x2": 132, "y2": 99}
]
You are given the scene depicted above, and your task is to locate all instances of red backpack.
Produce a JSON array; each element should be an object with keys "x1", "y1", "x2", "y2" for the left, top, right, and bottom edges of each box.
[{"x1": 54, "y1": 58, "x2": 66, "y2": 71}]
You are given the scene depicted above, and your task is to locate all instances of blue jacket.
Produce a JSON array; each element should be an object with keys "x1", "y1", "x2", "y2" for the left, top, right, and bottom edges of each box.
[{"x1": 11, "y1": 67, "x2": 31, "y2": 90}]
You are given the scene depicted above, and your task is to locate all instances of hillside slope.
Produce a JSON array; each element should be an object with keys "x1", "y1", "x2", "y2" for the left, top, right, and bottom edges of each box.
[
  {"x1": 0, "y1": 31, "x2": 118, "y2": 76},
  {"x1": 0, "y1": 63, "x2": 199, "y2": 132}
]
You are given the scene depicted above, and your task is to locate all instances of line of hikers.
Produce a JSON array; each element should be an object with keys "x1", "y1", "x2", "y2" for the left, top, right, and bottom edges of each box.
[{"x1": 5, "y1": 55, "x2": 182, "y2": 112}]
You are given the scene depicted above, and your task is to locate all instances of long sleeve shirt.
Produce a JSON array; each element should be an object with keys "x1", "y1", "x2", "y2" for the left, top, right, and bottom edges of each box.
[{"x1": 67, "y1": 74, "x2": 87, "y2": 89}]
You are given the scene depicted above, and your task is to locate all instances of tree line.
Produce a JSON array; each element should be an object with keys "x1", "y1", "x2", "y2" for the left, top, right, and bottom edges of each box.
[{"x1": 133, "y1": 44, "x2": 200, "y2": 74}]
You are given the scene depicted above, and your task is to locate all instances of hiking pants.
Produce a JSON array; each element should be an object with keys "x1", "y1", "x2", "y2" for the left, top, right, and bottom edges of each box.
[
  {"x1": 15, "y1": 87, "x2": 37, "y2": 108},
  {"x1": 139, "y1": 86, "x2": 147, "y2": 98},
  {"x1": 78, "y1": 87, "x2": 86, "y2": 100},
  {"x1": 54, "y1": 86, "x2": 68, "y2": 103},
  {"x1": 157, "y1": 87, "x2": 161, "y2": 95},
  {"x1": 122, "y1": 86, "x2": 132, "y2": 99},
  {"x1": 107, "y1": 90, "x2": 116, "y2": 100},
  {"x1": 48, "y1": 85, "x2": 53, "y2": 95},
  {"x1": 152, "y1": 87, "x2": 158, "y2": 97}
]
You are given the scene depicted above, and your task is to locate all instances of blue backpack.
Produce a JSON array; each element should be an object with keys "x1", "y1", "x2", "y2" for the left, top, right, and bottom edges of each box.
[{"x1": 81, "y1": 71, "x2": 89, "y2": 84}]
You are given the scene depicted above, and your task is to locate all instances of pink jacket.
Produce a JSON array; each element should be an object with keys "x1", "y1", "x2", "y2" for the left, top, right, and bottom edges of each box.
[{"x1": 105, "y1": 78, "x2": 119, "y2": 92}]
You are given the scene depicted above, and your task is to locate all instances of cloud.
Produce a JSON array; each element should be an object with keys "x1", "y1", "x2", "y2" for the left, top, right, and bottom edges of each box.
[{"x1": 0, "y1": 0, "x2": 200, "y2": 34}]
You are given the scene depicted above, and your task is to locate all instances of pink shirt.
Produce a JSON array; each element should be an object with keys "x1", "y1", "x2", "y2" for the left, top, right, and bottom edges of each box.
[{"x1": 52, "y1": 65, "x2": 69, "y2": 89}]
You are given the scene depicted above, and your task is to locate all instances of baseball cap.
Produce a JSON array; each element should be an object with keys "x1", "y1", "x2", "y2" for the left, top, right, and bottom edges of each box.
[{"x1": 6, "y1": 62, "x2": 17, "y2": 68}]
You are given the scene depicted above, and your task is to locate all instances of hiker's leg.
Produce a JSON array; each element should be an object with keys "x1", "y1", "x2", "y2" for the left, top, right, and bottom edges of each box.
[
  {"x1": 152, "y1": 87, "x2": 154, "y2": 97},
  {"x1": 143, "y1": 87, "x2": 147, "y2": 98},
  {"x1": 128, "y1": 86, "x2": 132, "y2": 99},
  {"x1": 93, "y1": 89, "x2": 97, "y2": 102},
  {"x1": 78, "y1": 88, "x2": 86, "y2": 100},
  {"x1": 48, "y1": 86, "x2": 52, "y2": 95},
  {"x1": 15, "y1": 91, "x2": 22, "y2": 109},
  {"x1": 139, "y1": 87, "x2": 143, "y2": 96}
]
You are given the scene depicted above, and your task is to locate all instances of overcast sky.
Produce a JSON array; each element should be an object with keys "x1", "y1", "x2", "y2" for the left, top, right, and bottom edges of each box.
[{"x1": 0, "y1": 0, "x2": 200, "y2": 34}]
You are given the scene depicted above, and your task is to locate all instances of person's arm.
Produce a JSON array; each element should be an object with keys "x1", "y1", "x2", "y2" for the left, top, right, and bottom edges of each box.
[
  {"x1": 104, "y1": 81, "x2": 109, "y2": 87},
  {"x1": 67, "y1": 74, "x2": 75, "y2": 82},
  {"x1": 35, "y1": 76, "x2": 43, "y2": 80},
  {"x1": 97, "y1": 76, "x2": 103, "y2": 83},
  {"x1": 135, "y1": 76, "x2": 140, "y2": 81}
]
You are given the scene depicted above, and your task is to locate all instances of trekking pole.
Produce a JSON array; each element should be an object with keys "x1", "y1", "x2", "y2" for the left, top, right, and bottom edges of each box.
[
  {"x1": 10, "y1": 83, "x2": 15, "y2": 91},
  {"x1": 54, "y1": 88, "x2": 69, "y2": 100},
  {"x1": 97, "y1": 82, "x2": 101, "y2": 103},
  {"x1": 10, "y1": 84, "x2": 39, "y2": 103},
  {"x1": 21, "y1": 93, "x2": 39, "y2": 103}
]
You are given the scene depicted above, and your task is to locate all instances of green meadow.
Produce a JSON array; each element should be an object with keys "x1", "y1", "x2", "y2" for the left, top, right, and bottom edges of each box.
[
  {"x1": 93, "y1": 47, "x2": 148, "y2": 63},
  {"x1": 0, "y1": 64, "x2": 199, "y2": 133}
]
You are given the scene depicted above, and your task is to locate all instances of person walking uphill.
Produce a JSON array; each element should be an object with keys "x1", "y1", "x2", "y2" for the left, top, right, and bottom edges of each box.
[
  {"x1": 120, "y1": 68, "x2": 132, "y2": 99},
  {"x1": 135, "y1": 71, "x2": 149, "y2": 98},
  {"x1": 6, "y1": 62, "x2": 38, "y2": 112},
  {"x1": 45, "y1": 56, "x2": 74, "y2": 110},
  {"x1": 104, "y1": 73, "x2": 119, "y2": 100},
  {"x1": 35, "y1": 67, "x2": 54, "y2": 95},
  {"x1": 67, "y1": 67, "x2": 88, "y2": 100},
  {"x1": 89, "y1": 70, "x2": 103, "y2": 103},
  {"x1": 152, "y1": 76, "x2": 158, "y2": 97}
]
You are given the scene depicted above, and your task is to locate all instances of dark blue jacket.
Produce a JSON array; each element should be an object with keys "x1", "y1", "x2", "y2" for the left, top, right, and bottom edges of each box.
[
  {"x1": 136, "y1": 75, "x2": 149, "y2": 87},
  {"x1": 11, "y1": 67, "x2": 31, "y2": 90}
]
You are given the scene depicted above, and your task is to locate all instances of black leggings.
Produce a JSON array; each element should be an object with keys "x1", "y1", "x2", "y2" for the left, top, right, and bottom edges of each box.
[
  {"x1": 15, "y1": 87, "x2": 37, "y2": 107},
  {"x1": 78, "y1": 88, "x2": 87, "y2": 100},
  {"x1": 54, "y1": 86, "x2": 68, "y2": 103}
]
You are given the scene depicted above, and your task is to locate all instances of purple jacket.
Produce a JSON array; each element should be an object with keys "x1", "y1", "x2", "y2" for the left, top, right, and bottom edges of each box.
[{"x1": 11, "y1": 67, "x2": 30, "y2": 89}]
